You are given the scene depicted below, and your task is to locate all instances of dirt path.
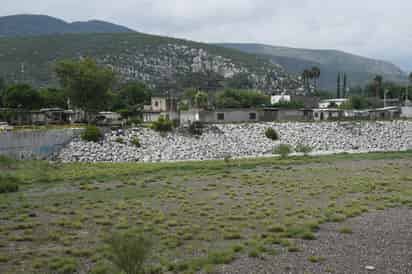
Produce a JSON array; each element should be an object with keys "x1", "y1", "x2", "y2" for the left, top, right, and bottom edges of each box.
[{"x1": 217, "y1": 207, "x2": 412, "y2": 274}]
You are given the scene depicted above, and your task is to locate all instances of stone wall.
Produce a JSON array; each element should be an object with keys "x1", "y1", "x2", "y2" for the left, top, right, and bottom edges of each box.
[
  {"x1": 58, "y1": 121, "x2": 412, "y2": 163},
  {"x1": 0, "y1": 128, "x2": 83, "y2": 160}
]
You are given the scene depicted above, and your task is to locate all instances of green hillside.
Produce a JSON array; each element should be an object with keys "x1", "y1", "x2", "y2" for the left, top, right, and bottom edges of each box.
[
  {"x1": 0, "y1": 14, "x2": 133, "y2": 37},
  {"x1": 219, "y1": 43, "x2": 407, "y2": 90},
  {"x1": 0, "y1": 33, "x2": 300, "y2": 93}
]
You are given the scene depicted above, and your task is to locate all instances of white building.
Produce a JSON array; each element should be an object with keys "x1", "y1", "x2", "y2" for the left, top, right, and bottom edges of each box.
[
  {"x1": 318, "y1": 98, "x2": 349, "y2": 109},
  {"x1": 271, "y1": 94, "x2": 291, "y2": 105}
]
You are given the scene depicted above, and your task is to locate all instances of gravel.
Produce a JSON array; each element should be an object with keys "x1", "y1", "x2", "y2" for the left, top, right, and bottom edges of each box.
[
  {"x1": 216, "y1": 207, "x2": 412, "y2": 274},
  {"x1": 57, "y1": 121, "x2": 412, "y2": 163}
]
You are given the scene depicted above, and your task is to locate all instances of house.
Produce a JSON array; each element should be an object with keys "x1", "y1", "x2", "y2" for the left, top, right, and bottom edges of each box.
[
  {"x1": 95, "y1": 112, "x2": 124, "y2": 127},
  {"x1": 318, "y1": 99, "x2": 348, "y2": 109},
  {"x1": 180, "y1": 108, "x2": 262, "y2": 124},
  {"x1": 271, "y1": 94, "x2": 291, "y2": 105},
  {"x1": 368, "y1": 106, "x2": 401, "y2": 120},
  {"x1": 270, "y1": 94, "x2": 320, "y2": 108},
  {"x1": 261, "y1": 108, "x2": 312, "y2": 121},
  {"x1": 143, "y1": 97, "x2": 179, "y2": 122},
  {"x1": 0, "y1": 122, "x2": 13, "y2": 131},
  {"x1": 0, "y1": 108, "x2": 84, "y2": 126},
  {"x1": 313, "y1": 108, "x2": 344, "y2": 121},
  {"x1": 401, "y1": 100, "x2": 412, "y2": 118}
]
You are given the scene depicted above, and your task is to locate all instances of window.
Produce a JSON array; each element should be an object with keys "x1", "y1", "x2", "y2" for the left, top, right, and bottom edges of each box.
[
  {"x1": 217, "y1": 113, "x2": 225, "y2": 121},
  {"x1": 154, "y1": 101, "x2": 159, "y2": 107},
  {"x1": 249, "y1": 112, "x2": 257, "y2": 120}
]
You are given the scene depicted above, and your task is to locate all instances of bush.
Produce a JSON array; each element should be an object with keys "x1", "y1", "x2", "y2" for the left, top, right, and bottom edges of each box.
[
  {"x1": 81, "y1": 126, "x2": 103, "y2": 142},
  {"x1": 295, "y1": 144, "x2": 313, "y2": 156},
  {"x1": 0, "y1": 181, "x2": 19, "y2": 194},
  {"x1": 188, "y1": 121, "x2": 204, "y2": 136},
  {"x1": 265, "y1": 128, "x2": 279, "y2": 141},
  {"x1": 115, "y1": 137, "x2": 125, "y2": 144},
  {"x1": 0, "y1": 175, "x2": 19, "y2": 194},
  {"x1": 130, "y1": 137, "x2": 141, "y2": 147},
  {"x1": 273, "y1": 144, "x2": 292, "y2": 158},
  {"x1": 106, "y1": 231, "x2": 152, "y2": 274},
  {"x1": 151, "y1": 117, "x2": 174, "y2": 133}
]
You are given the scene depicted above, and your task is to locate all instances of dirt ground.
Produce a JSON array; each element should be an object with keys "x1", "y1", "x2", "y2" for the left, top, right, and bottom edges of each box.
[{"x1": 216, "y1": 207, "x2": 412, "y2": 274}]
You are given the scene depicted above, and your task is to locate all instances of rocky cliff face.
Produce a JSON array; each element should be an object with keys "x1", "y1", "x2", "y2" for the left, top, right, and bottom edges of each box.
[
  {"x1": 98, "y1": 43, "x2": 303, "y2": 93},
  {"x1": 0, "y1": 33, "x2": 303, "y2": 94}
]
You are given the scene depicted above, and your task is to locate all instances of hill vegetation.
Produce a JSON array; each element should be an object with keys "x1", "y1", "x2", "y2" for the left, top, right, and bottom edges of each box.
[
  {"x1": 0, "y1": 14, "x2": 133, "y2": 37},
  {"x1": 0, "y1": 32, "x2": 301, "y2": 94},
  {"x1": 219, "y1": 43, "x2": 407, "y2": 91}
]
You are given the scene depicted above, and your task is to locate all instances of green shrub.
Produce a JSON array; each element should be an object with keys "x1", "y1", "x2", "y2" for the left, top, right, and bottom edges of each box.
[
  {"x1": 188, "y1": 121, "x2": 204, "y2": 135},
  {"x1": 115, "y1": 137, "x2": 125, "y2": 144},
  {"x1": 265, "y1": 128, "x2": 279, "y2": 141},
  {"x1": 130, "y1": 137, "x2": 141, "y2": 147},
  {"x1": 296, "y1": 144, "x2": 313, "y2": 156},
  {"x1": 150, "y1": 117, "x2": 174, "y2": 133},
  {"x1": 273, "y1": 144, "x2": 292, "y2": 158},
  {"x1": 49, "y1": 256, "x2": 78, "y2": 274},
  {"x1": 0, "y1": 175, "x2": 19, "y2": 194},
  {"x1": 106, "y1": 231, "x2": 152, "y2": 274},
  {"x1": 81, "y1": 126, "x2": 103, "y2": 142}
]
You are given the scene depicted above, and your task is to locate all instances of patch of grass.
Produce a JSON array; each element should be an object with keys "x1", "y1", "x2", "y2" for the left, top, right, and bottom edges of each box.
[
  {"x1": 1, "y1": 151, "x2": 412, "y2": 273},
  {"x1": 49, "y1": 256, "x2": 78, "y2": 274},
  {"x1": 308, "y1": 255, "x2": 326, "y2": 263},
  {"x1": 339, "y1": 226, "x2": 353, "y2": 234}
]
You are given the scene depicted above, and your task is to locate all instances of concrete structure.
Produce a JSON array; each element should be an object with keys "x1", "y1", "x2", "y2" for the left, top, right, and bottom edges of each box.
[
  {"x1": 271, "y1": 95, "x2": 319, "y2": 108},
  {"x1": 0, "y1": 128, "x2": 83, "y2": 160},
  {"x1": 0, "y1": 122, "x2": 13, "y2": 131},
  {"x1": 369, "y1": 107, "x2": 401, "y2": 120},
  {"x1": 0, "y1": 108, "x2": 84, "y2": 125},
  {"x1": 401, "y1": 100, "x2": 412, "y2": 118},
  {"x1": 261, "y1": 108, "x2": 312, "y2": 121},
  {"x1": 95, "y1": 112, "x2": 124, "y2": 127},
  {"x1": 271, "y1": 94, "x2": 291, "y2": 105},
  {"x1": 319, "y1": 99, "x2": 348, "y2": 109},
  {"x1": 313, "y1": 109, "x2": 343, "y2": 121},
  {"x1": 180, "y1": 109, "x2": 261, "y2": 124},
  {"x1": 143, "y1": 97, "x2": 179, "y2": 122}
]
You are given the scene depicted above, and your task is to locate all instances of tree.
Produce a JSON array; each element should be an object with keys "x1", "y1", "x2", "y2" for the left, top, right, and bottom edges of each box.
[
  {"x1": 2, "y1": 84, "x2": 42, "y2": 109},
  {"x1": 311, "y1": 67, "x2": 320, "y2": 92},
  {"x1": 194, "y1": 91, "x2": 208, "y2": 109},
  {"x1": 337, "y1": 73, "x2": 341, "y2": 98},
  {"x1": 0, "y1": 77, "x2": 5, "y2": 92},
  {"x1": 343, "y1": 73, "x2": 347, "y2": 98},
  {"x1": 340, "y1": 96, "x2": 369, "y2": 110},
  {"x1": 214, "y1": 89, "x2": 269, "y2": 108},
  {"x1": 39, "y1": 88, "x2": 67, "y2": 108},
  {"x1": 373, "y1": 75, "x2": 383, "y2": 98},
  {"x1": 0, "y1": 77, "x2": 5, "y2": 107},
  {"x1": 55, "y1": 58, "x2": 116, "y2": 115},
  {"x1": 302, "y1": 70, "x2": 312, "y2": 93},
  {"x1": 119, "y1": 81, "x2": 151, "y2": 107}
]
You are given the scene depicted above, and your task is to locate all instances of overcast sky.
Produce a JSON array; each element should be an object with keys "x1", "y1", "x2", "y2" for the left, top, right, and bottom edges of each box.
[{"x1": 2, "y1": 0, "x2": 412, "y2": 71}]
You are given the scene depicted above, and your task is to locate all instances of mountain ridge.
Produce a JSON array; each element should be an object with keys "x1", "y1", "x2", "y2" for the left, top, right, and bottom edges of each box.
[
  {"x1": 0, "y1": 32, "x2": 301, "y2": 93},
  {"x1": 0, "y1": 14, "x2": 134, "y2": 37},
  {"x1": 218, "y1": 43, "x2": 406, "y2": 90}
]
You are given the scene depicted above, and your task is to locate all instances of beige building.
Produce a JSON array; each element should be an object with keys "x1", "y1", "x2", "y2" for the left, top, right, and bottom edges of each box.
[{"x1": 143, "y1": 97, "x2": 179, "y2": 122}]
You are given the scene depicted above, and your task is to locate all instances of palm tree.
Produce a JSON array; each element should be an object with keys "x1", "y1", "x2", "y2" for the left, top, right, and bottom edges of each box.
[
  {"x1": 374, "y1": 75, "x2": 383, "y2": 98},
  {"x1": 302, "y1": 69, "x2": 311, "y2": 93},
  {"x1": 337, "y1": 73, "x2": 341, "y2": 98},
  {"x1": 311, "y1": 67, "x2": 320, "y2": 92},
  {"x1": 343, "y1": 73, "x2": 347, "y2": 97}
]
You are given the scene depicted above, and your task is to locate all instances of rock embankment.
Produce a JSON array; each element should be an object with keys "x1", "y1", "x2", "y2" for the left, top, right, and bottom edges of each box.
[{"x1": 57, "y1": 121, "x2": 412, "y2": 163}]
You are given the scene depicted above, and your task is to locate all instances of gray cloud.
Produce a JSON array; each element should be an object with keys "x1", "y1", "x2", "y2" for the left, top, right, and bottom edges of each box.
[{"x1": 2, "y1": 0, "x2": 412, "y2": 71}]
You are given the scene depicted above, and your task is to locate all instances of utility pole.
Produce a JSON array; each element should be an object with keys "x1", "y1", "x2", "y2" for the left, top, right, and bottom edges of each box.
[
  {"x1": 20, "y1": 62, "x2": 25, "y2": 83},
  {"x1": 384, "y1": 89, "x2": 388, "y2": 108}
]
